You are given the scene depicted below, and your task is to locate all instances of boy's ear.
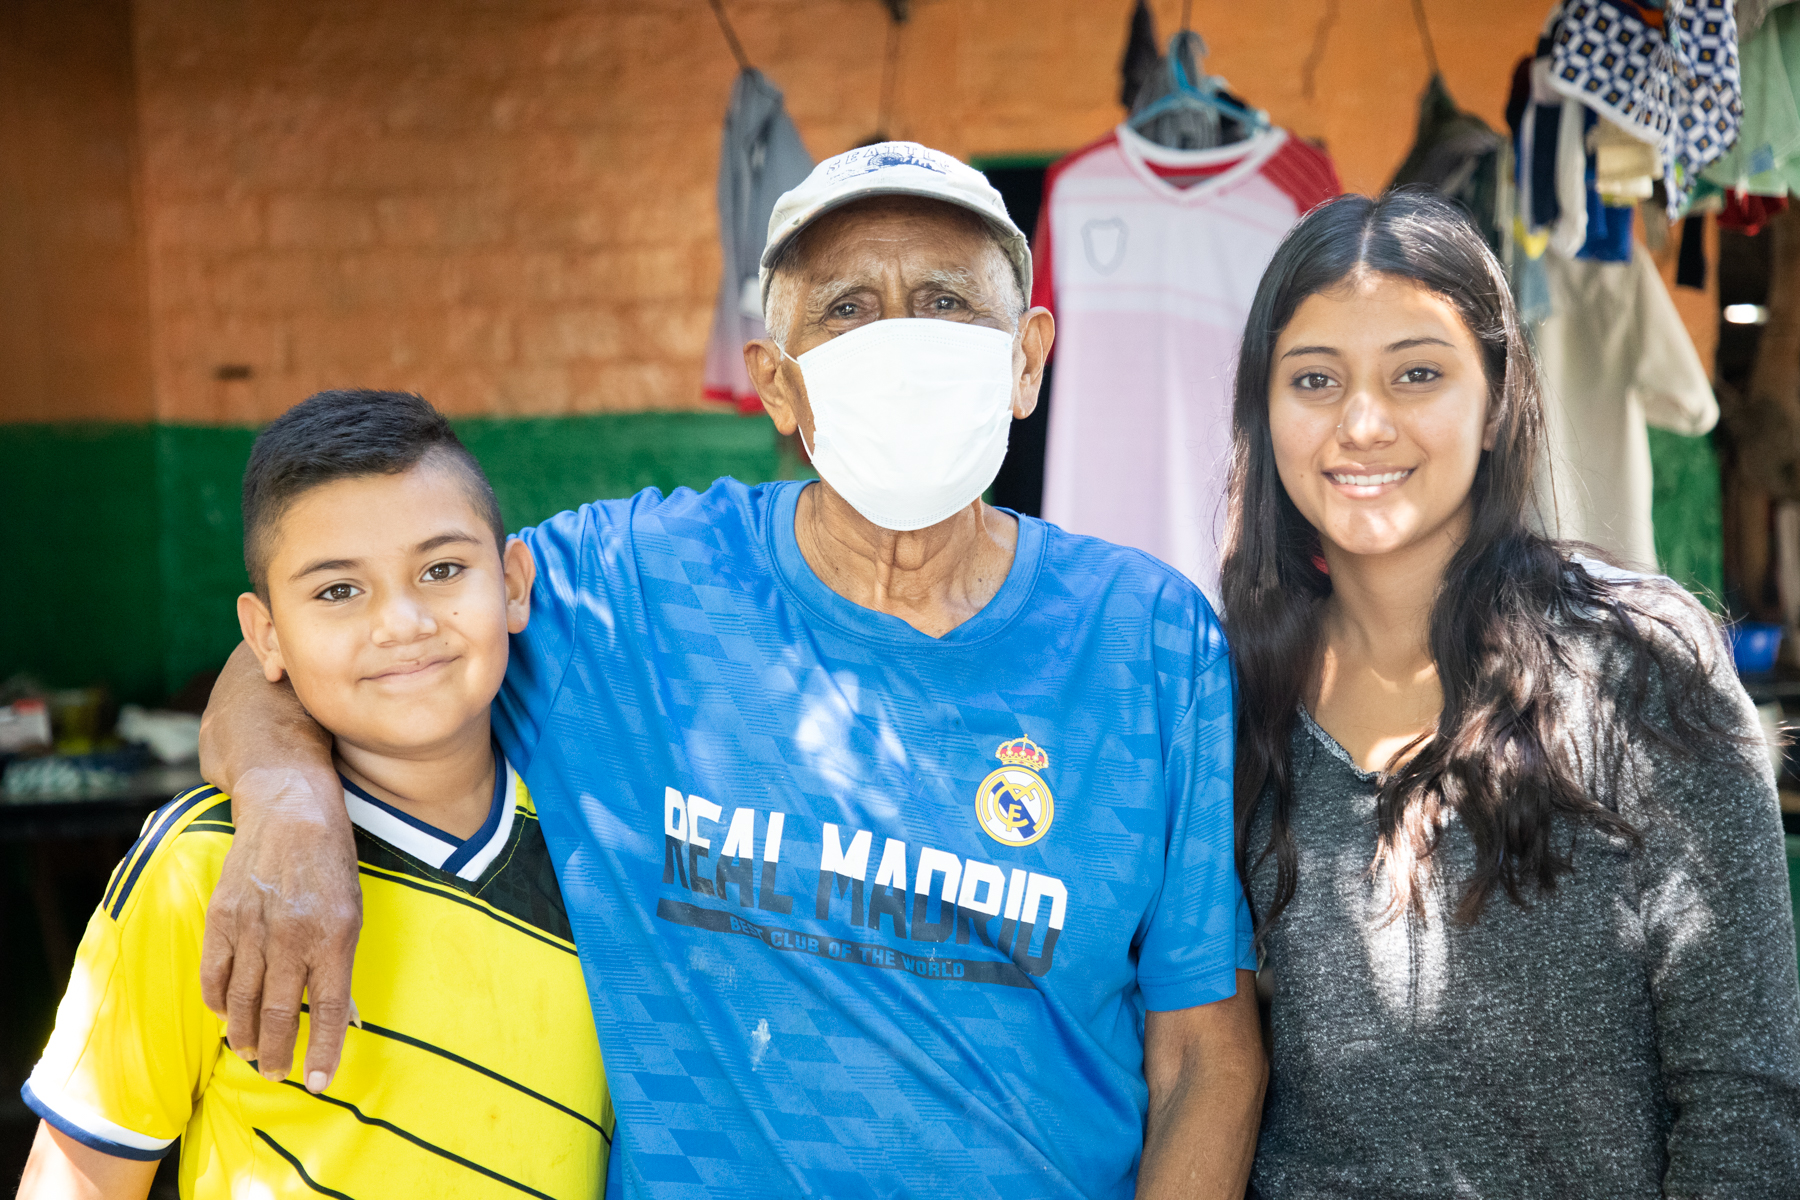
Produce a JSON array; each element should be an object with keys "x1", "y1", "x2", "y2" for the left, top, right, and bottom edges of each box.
[
  {"x1": 503, "y1": 537, "x2": 535, "y2": 635},
  {"x1": 236, "y1": 592, "x2": 288, "y2": 683}
]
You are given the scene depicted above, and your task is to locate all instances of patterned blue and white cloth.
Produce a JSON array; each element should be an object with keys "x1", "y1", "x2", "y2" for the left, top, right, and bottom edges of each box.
[
  {"x1": 1549, "y1": 0, "x2": 1742, "y2": 214},
  {"x1": 495, "y1": 478, "x2": 1252, "y2": 1199}
]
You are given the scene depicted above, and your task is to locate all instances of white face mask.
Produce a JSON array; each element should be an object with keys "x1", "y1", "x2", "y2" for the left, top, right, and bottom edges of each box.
[{"x1": 785, "y1": 319, "x2": 1017, "y2": 532}]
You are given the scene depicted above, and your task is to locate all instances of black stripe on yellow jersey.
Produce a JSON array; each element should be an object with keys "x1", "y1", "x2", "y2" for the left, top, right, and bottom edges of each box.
[{"x1": 24, "y1": 761, "x2": 611, "y2": 1199}]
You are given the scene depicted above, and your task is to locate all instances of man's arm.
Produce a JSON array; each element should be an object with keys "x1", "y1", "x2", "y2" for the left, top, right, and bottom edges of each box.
[
  {"x1": 197, "y1": 642, "x2": 359, "y2": 1093},
  {"x1": 15, "y1": 1122, "x2": 158, "y2": 1200},
  {"x1": 1136, "y1": 970, "x2": 1267, "y2": 1200}
]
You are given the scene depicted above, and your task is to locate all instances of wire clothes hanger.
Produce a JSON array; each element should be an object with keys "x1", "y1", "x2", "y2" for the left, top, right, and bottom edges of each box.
[
  {"x1": 1410, "y1": 0, "x2": 1442, "y2": 81},
  {"x1": 708, "y1": 0, "x2": 753, "y2": 73}
]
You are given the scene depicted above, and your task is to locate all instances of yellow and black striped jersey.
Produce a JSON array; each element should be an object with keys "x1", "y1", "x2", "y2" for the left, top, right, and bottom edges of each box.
[{"x1": 25, "y1": 758, "x2": 612, "y2": 1199}]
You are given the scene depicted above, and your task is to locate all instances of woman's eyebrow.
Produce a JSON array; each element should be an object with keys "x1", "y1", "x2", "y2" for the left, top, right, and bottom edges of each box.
[
  {"x1": 1279, "y1": 344, "x2": 1339, "y2": 360},
  {"x1": 1386, "y1": 336, "x2": 1454, "y2": 352}
]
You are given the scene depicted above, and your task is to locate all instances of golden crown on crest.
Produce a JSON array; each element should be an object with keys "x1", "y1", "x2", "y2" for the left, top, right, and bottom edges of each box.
[{"x1": 994, "y1": 736, "x2": 1048, "y2": 772}]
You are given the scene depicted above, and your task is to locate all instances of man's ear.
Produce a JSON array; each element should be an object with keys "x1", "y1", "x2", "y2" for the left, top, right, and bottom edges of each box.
[
  {"x1": 1011, "y1": 306, "x2": 1057, "y2": 421},
  {"x1": 744, "y1": 338, "x2": 802, "y2": 437},
  {"x1": 502, "y1": 537, "x2": 536, "y2": 634},
  {"x1": 746, "y1": 336, "x2": 820, "y2": 452},
  {"x1": 236, "y1": 592, "x2": 287, "y2": 683}
]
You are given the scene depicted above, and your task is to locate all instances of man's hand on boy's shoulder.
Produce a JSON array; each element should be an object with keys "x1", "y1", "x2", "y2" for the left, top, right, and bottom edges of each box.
[{"x1": 198, "y1": 643, "x2": 361, "y2": 1094}]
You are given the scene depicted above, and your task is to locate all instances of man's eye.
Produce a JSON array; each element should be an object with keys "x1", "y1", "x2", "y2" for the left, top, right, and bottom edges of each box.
[
  {"x1": 831, "y1": 303, "x2": 858, "y2": 318},
  {"x1": 1294, "y1": 372, "x2": 1334, "y2": 391},
  {"x1": 932, "y1": 295, "x2": 963, "y2": 311},
  {"x1": 422, "y1": 562, "x2": 463, "y2": 583},
  {"x1": 318, "y1": 583, "x2": 359, "y2": 603},
  {"x1": 1400, "y1": 366, "x2": 1441, "y2": 384}
]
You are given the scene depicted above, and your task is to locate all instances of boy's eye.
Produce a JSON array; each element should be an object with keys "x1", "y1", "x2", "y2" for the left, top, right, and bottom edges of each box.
[
  {"x1": 317, "y1": 583, "x2": 360, "y2": 603},
  {"x1": 422, "y1": 562, "x2": 464, "y2": 583}
]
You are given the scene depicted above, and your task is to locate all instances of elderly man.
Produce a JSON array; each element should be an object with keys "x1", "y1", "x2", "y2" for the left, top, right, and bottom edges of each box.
[{"x1": 197, "y1": 142, "x2": 1263, "y2": 1198}]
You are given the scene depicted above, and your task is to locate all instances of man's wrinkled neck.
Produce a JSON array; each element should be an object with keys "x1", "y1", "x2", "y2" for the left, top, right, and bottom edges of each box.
[{"x1": 794, "y1": 480, "x2": 1018, "y2": 639}]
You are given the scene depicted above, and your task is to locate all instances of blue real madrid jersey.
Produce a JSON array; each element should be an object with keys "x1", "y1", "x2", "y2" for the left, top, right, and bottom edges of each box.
[{"x1": 497, "y1": 479, "x2": 1251, "y2": 1200}]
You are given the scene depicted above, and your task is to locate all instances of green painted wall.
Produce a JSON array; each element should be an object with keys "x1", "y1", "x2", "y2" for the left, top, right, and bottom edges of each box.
[
  {"x1": 0, "y1": 414, "x2": 786, "y2": 703},
  {"x1": 0, "y1": 415, "x2": 1729, "y2": 704},
  {"x1": 0, "y1": 424, "x2": 165, "y2": 701}
]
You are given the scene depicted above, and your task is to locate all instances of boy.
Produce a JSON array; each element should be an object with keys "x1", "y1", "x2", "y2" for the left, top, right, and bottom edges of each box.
[{"x1": 17, "y1": 390, "x2": 611, "y2": 1199}]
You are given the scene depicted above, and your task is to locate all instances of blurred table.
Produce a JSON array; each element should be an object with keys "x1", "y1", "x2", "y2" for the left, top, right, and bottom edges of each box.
[
  {"x1": 1, "y1": 763, "x2": 205, "y2": 840},
  {"x1": 3, "y1": 764, "x2": 205, "y2": 983},
  {"x1": 1744, "y1": 670, "x2": 1800, "y2": 707}
]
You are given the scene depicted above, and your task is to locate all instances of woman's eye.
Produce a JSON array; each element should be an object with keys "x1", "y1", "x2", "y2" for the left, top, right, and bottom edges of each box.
[
  {"x1": 318, "y1": 583, "x2": 359, "y2": 603},
  {"x1": 1294, "y1": 372, "x2": 1335, "y2": 391},
  {"x1": 1400, "y1": 366, "x2": 1441, "y2": 384},
  {"x1": 422, "y1": 562, "x2": 464, "y2": 583}
]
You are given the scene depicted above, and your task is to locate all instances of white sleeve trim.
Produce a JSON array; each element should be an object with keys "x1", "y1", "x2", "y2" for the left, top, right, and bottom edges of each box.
[{"x1": 24, "y1": 1067, "x2": 176, "y2": 1155}]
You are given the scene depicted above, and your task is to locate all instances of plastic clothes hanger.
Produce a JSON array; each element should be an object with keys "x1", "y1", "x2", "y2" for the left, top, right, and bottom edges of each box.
[
  {"x1": 1126, "y1": 28, "x2": 1270, "y2": 154},
  {"x1": 1129, "y1": 42, "x2": 1265, "y2": 132}
]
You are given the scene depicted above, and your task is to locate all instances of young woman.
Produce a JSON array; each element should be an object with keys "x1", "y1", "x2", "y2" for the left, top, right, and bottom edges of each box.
[{"x1": 1221, "y1": 191, "x2": 1800, "y2": 1197}]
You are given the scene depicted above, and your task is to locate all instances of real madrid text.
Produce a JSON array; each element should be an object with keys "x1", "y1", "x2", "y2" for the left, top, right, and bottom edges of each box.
[{"x1": 656, "y1": 738, "x2": 1069, "y2": 987}]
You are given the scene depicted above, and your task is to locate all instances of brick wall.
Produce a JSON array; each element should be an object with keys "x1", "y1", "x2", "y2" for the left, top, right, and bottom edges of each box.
[
  {"x1": 123, "y1": 0, "x2": 1557, "y2": 425},
  {"x1": 0, "y1": 0, "x2": 154, "y2": 423}
]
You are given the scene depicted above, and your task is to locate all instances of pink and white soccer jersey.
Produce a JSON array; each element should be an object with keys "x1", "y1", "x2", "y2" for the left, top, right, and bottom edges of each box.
[{"x1": 1034, "y1": 125, "x2": 1340, "y2": 602}]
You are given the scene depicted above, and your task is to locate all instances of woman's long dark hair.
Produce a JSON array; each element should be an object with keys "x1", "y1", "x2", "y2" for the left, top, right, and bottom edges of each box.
[{"x1": 1222, "y1": 190, "x2": 1730, "y2": 934}]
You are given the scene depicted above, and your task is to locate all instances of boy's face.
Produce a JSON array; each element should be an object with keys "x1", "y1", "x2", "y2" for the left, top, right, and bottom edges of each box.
[{"x1": 237, "y1": 461, "x2": 532, "y2": 759}]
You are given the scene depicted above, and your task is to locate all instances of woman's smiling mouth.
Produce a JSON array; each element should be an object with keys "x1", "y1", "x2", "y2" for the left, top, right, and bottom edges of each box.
[{"x1": 1325, "y1": 468, "x2": 1414, "y2": 489}]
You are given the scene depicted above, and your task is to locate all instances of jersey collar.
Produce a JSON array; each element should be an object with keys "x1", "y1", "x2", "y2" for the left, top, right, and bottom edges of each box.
[
  {"x1": 767, "y1": 480, "x2": 1046, "y2": 648},
  {"x1": 340, "y1": 747, "x2": 518, "y2": 881},
  {"x1": 1113, "y1": 122, "x2": 1288, "y2": 206}
]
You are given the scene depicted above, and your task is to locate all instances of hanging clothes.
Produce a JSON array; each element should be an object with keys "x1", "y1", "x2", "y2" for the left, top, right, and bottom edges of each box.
[
  {"x1": 1534, "y1": 243, "x2": 1719, "y2": 570},
  {"x1": 1387, "y1": 74, "x2": 1507, "y2": 249},
  {"x1": 1676, "y1": 213, "x2": 1709, "y2": 286},
  {"x1": 1506, "y1": 55, "x2": 1557, "y2": 324},
  {"x1": 1718, "y1": 189, "x2": 1790, "y2": 233},
  {"x1": 1544, "y1": 0, "x2": 1742, "y2": 217},
  {"x1": 1033, "y1": 124, "x2": 1340, "y2": 601},
  {"x1": 1740, "y1": 0, "x2": 1800, "y2": 43},
  {"x1": 1591, "y1": 116, "x2": 1660, "y2": 202},
  {"x1": 1126, "y1": 31, "x2": 1258, "y2": 152},
  {"x1": 1647, "y1": 426, "x2": 1726, "y2": 603},
  {"x1": 702, "y1": 70, "x2": 812, "y2": 414},
  {"x1": 1701, "y1": 4, "x2": 1800, "y2": 196},
  {"x1": 1120, "y1": 0, "x2": 1161, "y2": 109}
]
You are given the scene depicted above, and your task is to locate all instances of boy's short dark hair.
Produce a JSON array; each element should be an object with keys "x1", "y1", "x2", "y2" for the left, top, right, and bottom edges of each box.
[{"x1": 242, "y1": 389, "x2": 505, "y2": 597}]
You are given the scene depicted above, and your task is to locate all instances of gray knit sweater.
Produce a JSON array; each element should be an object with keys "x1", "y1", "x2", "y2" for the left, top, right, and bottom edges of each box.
[{"x1": 1247, "y1": 582, "x2": 1800, "y2": 1199}]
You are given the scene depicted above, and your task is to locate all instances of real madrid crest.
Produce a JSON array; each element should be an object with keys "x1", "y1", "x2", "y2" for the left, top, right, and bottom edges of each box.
[{"x1": 976, "y1": 736, "x2": 1055, "y2": 847}]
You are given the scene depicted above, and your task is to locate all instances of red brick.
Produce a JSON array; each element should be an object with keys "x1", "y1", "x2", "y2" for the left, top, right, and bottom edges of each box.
[
  {"x1": 515, "y1": 308, "x2": 625, "y2": 364},
  {"x1": 443, "y1": 307, "x2": 516, "y2": 366},
  {"x1": 150, "y1": 198, "x2": 264, "y2": 251},
  {"x1": 267, "y1": 196, "x2": 377, "y2": 250}
]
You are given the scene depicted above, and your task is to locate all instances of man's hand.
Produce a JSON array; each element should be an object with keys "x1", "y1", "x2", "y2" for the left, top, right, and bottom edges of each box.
[
  {"x1": 198, "y1": 642, "x2": 359, "y2": 1093},
  {"x1": 1136, "y1": 970, "x2": 1267, "y2": 1200}
]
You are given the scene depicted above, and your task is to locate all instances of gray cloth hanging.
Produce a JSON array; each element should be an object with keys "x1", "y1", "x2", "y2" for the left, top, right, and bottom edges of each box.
[
  {"x1": 1120, "y1": 0, "x2": 1161, "y2": 109},
  {"x1": 702, "y1": 69, "x2": 813, "y2": 411},
  {"x1": 1388, "y1": 73, "x2": 1506, "y2": 250}
]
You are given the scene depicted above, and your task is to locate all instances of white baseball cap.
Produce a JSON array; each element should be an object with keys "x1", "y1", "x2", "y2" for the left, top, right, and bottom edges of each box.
[{"x1": 759, "y1": 141, "x2": 1032, "y2": 310}]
